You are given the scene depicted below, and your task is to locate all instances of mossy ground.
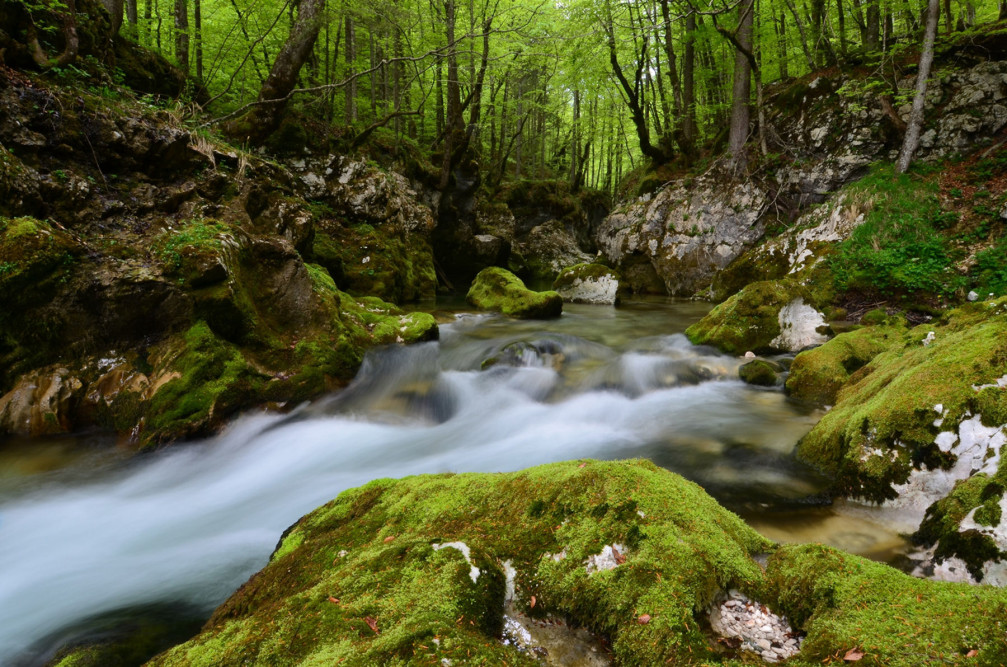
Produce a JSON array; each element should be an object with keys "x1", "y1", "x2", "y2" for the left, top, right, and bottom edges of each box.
[
  {"x1": 148, "y1": 461, "x2": 1007, "y2": 666},
  {"x1": 785, "y1": 322, "x2": 906, "y2": 405},
  {"x1": 467, "y1": 267, "x2": 563, "y2": 319},
  {"x1": 763, "y1": 543, "x2": 1007, "y2": 666},
  {"x1": 796, "y1": 298, "x2": 1007, "y2": 501},
  {"x1": 149, "y1": 460, "x2": 770, "y2": 666}
]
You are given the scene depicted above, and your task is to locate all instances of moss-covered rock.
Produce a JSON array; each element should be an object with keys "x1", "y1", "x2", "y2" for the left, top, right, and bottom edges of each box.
[
  {"x1": 763, "y1": 543, "x2": 1007, "y2": 665},
  {"x1": 148, "y1": 460, "x2": 770, "y2": 666},
  {"x1": 552, "y1": 262, "x2": 622, "y2": 305},
  {"x1": 795, "y1": 298, "x2": 1007, "y2": 502},
  {"x1": 738, "y1": 359, "x2": 780, "y2": 387},
  {"x1": 467, "y1": 267, "x2": 563, "y2": 319},
  {"x1": 685, "y1": 280, "x2": 828, "y2": 355},
  {"x1": 785, "y1": 323, "x2": 906, "y2": 405}
]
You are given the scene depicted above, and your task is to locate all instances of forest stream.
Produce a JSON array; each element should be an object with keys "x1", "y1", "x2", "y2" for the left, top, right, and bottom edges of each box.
[{"x1": 0, "y1": 300, "x2": 915, "y2": 665}]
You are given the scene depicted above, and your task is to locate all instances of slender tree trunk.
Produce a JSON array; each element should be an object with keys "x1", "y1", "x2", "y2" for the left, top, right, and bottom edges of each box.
[
  {"x1": 866, "y1": 0, "x2": 880, "y2": 49},
  {"x1": 223, "y1": 0, "x2": 327, "y2": 143},
  {"x1": 728, "y1": 0, "x2": 754, "y2": 174},
  {"x1": 193, "y1": 0, "x2": 202, "y2": 82},
  {"x1": 174, "y1": 0, "x2": 188, "y2": 72},
  {"x1": 836, "y1": 0, "x2": 848, "y2": 57},
  {"x1": 683, "y1": 11, "x2": 698, "y2": 148},
  {"x1": 783, "y1": 0, "x2": 817, "y2": 71},
  {"x1": 570, "y1": 88, "x2": 580, "y2": 188},
  {"x1": 126, "y1": 0, "x2": 137, "y2": 39},
  {"x1": 776, "y1": 6, "x2": 789, "y2": 78},
  {"x1": 345, "y1": 15, "x2": 356, "y2": 124},
  {"x1": 896, "y1": 0, "x2": 939, "y2": 173},
  {"x1": 439, "y1": 0, "x2": 464, "y2": 189}
]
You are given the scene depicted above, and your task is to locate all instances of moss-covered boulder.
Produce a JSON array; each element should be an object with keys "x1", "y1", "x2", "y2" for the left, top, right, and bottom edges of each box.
[
  {"x1": 148, "y1": 460, "x2": 770, "y2": 666},
  {"x1": 738, "y1": 359, "x2": 780, "y2": 387},
  {"x1": 552, "y1": 262, "x2": 621, "y2": 305},
  {"x1": 785, "y1": 323, "x2": 906, "y2": 405},
  {"x1": 685, "y1": 280, "x2": 829, "y2": 355},
  {"x1": 467, "y1": 267, "x2": 563, "y2": 319},
  {"x1": 796, "y1": 298, "x2": 1007, "y2": 503},
  {"x1": 763, "y1": 543, "x2": 1007, "y2": 664}
]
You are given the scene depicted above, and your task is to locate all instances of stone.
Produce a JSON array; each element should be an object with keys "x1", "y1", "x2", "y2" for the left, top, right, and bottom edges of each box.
[
  {"x1": 552, "y1": 263, "x2": 621, "y2": 305},
  {"x1": 466, "y1": 267, "x2": 563, "y2": 319},
  {"x1": 968, "y1": 290, "x2": 980, "y2": 301}
]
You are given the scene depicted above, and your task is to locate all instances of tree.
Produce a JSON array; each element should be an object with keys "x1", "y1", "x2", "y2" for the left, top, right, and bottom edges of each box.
[
  {"x1": 727, "y1": 0, "x2": 754, "y2": 174},
  {"x1": 896, "y1": 0, "x2": 939, "y2": 173},
  {"x1": 223, "y1": 0, "x2": 327, "y2": 143}
]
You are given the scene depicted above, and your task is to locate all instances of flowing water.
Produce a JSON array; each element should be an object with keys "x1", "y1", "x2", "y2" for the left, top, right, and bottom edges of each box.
[{"x1": 0, "y1": 299, "x2": 910, "y2": 664}]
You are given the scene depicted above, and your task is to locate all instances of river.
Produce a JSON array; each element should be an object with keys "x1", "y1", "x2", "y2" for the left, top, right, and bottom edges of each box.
[{"x1": 0, "y1": 299, "x2": 910, "y2": 664}]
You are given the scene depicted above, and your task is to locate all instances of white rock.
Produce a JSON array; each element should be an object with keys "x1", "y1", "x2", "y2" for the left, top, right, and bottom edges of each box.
[
  {"x1": 769, "y1": 298, "x2": 829, "y2": 351},
  {"x1": 585, "y1": 544, "x2": 627, "y2": 574},
  {"x1": 968, "y1": 290, "x2": 980, "y2": 301},
  {"x1": 432, "y1": 542, "x2": 481, "y2": 583}
]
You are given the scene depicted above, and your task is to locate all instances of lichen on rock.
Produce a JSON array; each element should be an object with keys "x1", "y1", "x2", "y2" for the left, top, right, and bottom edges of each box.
[{"x1": 552, "y1": 263, "x2": 621, "y2": 305}]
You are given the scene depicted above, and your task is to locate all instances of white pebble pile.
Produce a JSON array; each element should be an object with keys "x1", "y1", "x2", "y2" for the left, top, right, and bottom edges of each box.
[{"x1": 709, "y1": 590, "x2": 802, "y2": 663}]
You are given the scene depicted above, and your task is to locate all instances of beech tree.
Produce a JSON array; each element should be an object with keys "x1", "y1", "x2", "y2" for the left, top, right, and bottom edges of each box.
[{"x1": 896, "y1": 0, "x2": 940, "y2": 173}]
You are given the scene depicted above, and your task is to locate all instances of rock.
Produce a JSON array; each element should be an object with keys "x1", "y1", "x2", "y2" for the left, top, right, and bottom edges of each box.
[
  {"x1": 516, "y1": 219, "x2": 593, "y2": 283},
  {"x1": 467, "y1": 267, "x2": 563, "y2": 319},
  {"x1": 0, "y1": 366, "x2": 83, "y2": 436},
  {"x1": 146, "y1": 460, "x2": 772, "y2": 666},
  {"x1": 597, "y1": 170, "x2": 766, "y2": 296},
  {"x1": 969, "y1": 290, "x2": 980, "y2": 301},
  {"x1": 738, "y1": 360, "x2": 780, "y2": 387},
  {"x1": 552, "y1": 263, "x2": 621, "y2": 305},
  {"x1": 685, "y1": 280, "x2": 828, "y2": 354}
]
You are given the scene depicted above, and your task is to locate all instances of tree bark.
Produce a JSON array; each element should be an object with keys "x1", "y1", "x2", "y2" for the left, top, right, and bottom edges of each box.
[
  {"x1": 223, "y1": 0, "x2": 327, "y2": 143},
  {"x1": 103, "y1": 0, "x2": 125, "y2": 37},
  {"x1": 27, "y1": 0, "x2": 80, "y2": 69},
  {"x1": 895, "y1": 0, "x2": 938, "y2": 174},
  {"x1": 683, "y1": 11, "x2": 698, "y2": 149},
  {"x1": 345, "y1": 15, "x2": 356, "y2": 124},
  {"x1": 194, "y1": 0, "x2": 202, "y2": 82},
  {"x1": 728, "y1": 0, "x2": 754, "y2": 174},
  {"x1": 174, "y1": 0, "x2": 188, "y2": 72}
]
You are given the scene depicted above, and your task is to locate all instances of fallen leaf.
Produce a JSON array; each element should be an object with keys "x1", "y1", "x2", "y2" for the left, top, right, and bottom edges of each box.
[
  {"x1": 327, "y1": 596, "x2": 340, "y2": 604},
  {"x1": 530, "y1": 595, "x2": 536, "y2": 608},
  {"x1": 578, "y1": 463, "x2": 587, "y2": 468},
  {"x1": 365, "y1": 616, "x2": 379, "y2": 633},
  {"x1": 966, "y1": 649, "x2": 979, "y2": 658},
  {"x1": 383, "y1": 536, "x2": 395, "y2": 543},
  {"x1": 843, "y1": 648, "x2": 865, "y2": 661},
  {"x1": 637, "y1": 614, "x2": 651, "y2": 624},
  {"x1": 613, "y1": 546, "x2": 626, "y2": 565}
]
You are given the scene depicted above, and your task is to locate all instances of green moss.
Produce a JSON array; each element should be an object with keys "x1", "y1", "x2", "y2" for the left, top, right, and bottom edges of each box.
[
  {"x1": 552, "y1": 262, "x2": 619, "y2": 288},
  {"x1": 738, "y1": 359, "x2": 779, "y2": 387},
  {"x1": 685, "y1": 279, "x2": 816, "y2": 354},
  {"x1": 763, "y1": 543, "x2": 1007, "y2": 664},
  {"x1": 467, "y1": 267, "x2": 563, "y2": 319},
  {"x1": 0, "y1": 215, "x2": 79, "y2": 304},
  {"x1": 312, "y1": 222, "x2": 436, "y2": 304},
  {"x1": 785, "y1": 323, "x2": 906, "y2": 405},
  {"x1": 149, "y1": 460, "x2": 769, "y2": 666},
  {"x1": 144, "y1": 322, "x2": 267, "y2": 444},
  {"x1": 154, "y1": 219, "x2": 236, "y2": 288},
  {"x1": 796, "y1": 298, "x2": 1007, "y2": 501}
]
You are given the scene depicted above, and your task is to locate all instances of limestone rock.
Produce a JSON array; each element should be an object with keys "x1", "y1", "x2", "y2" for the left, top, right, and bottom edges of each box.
[{"x1": 552, "y1": 263, "x2": 621, "y2": 305}]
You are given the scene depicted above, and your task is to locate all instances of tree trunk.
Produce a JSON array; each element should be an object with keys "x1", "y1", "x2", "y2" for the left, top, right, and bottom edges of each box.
[
  {"x1": 194, "y1": 0, "x2": 202, "y2": 82},
  {"x1": 896, "y1": 0, "x2": 938, "y2": 174},
  {"x1": 27, "y1": 0, "x2": 80, "y2": 69},
  {"x1": 223, "y1": 0, "x2": 327, "y2": 143},
  {"x1": 438, "y1": 0, "x2": 464, "y2": 190},
  {"x1": 126, "y1": 0, "x2": 137, "y2": 39},
  {"x1": 103, "y1": 0, "x2": 125, "y2": 37},
  {"x1": 776, "y1": 7, "x2": 789, "y2": 79},
  {"x1": 728, "y1": 0, "x2": 754, "y2": 174},
  {"x1": 345, "y1": 16, "x2": 356, "y2": 124},
  {"x1": 174, "y1": 0, "x2": 188, "y2": 72},
  {"x1": 783, "y1": 0, "x2": 817, "y2": 71},
  {"x1": 683, "y1": 11, "x2": 698, "y2": 149},
  {"x1": 865, "y1": 0, "x2": 880, "y2": 49},
  {"x1": 836, "y1": 0, "x2": 848, "y2": 57}
]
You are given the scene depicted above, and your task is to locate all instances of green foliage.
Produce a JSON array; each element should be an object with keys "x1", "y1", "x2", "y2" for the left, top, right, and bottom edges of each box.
[{"x1": 829, "y1": 166, "x2": 964, "y2": 296}]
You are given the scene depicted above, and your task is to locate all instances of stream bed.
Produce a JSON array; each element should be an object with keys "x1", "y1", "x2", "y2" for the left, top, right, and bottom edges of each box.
[{"x1": 0, "y1": 299, "x2": 911, "y2": 664}]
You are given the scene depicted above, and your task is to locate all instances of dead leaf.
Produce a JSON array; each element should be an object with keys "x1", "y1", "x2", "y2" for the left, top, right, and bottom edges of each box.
[
  {"x1": 530, "y1": 595, "x2": 536, "y2": 608},
  {"x1": 843, "y1": 648, "x2": 865, "y2": 661},
  {"x1": 578, "y1": 463, "x2": 587, "y2": 468},
  {"x1": 383, "y1": 536, "x2": 395, "y2": 543},
  {"x1": 637, "y1": 614, "x2": 651, "y2": 624},
  {"x1": 966, "y1": 649, "x2": 979, "y2": 658},
  {"x1": 613, "y1": 546, "x2": 627, "y2": 565},
  {"x1": 365, "y1": 616, "x2": 379, "y2": 634},
  {"x1": 327, "y1": 596, "x2": 340, "y2": 604}
]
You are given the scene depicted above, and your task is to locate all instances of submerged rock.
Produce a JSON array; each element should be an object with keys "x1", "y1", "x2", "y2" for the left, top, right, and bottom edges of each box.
[
  {"x1": 467, "y1": 267, "x2": 563, "y2": 319},
  {"x1": 738, "y1": 359, "x2": 780, "y2": 387},
  {"x1": 552, "y1": 263, "x2": 621, "y2": 305}
]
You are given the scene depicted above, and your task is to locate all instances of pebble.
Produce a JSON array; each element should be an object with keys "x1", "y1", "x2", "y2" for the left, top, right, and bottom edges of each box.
[{"x1": 709, "y1": 591, "x2": 803, "y2": 663}]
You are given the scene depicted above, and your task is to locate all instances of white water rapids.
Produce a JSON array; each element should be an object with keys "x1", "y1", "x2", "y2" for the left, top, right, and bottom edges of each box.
[{"x1": 0, "y1": 302, "x2": 906, "y2": 664}]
